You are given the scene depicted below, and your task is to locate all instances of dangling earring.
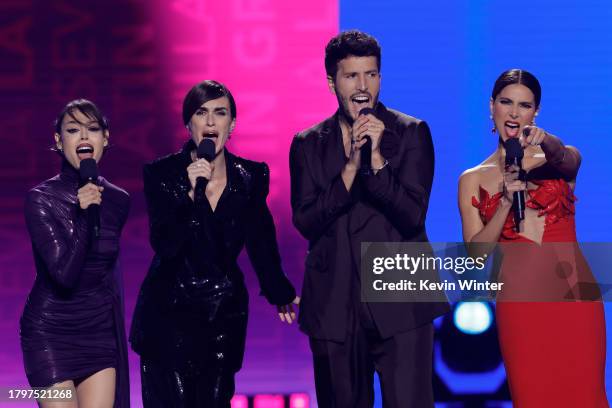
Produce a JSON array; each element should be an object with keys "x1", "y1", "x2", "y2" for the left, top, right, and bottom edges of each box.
[
  {"x1": 54, "y1": 134, "x2": 63, "y2": 152},
  {"x1": 490, "y1": 114, "x2": 496, "y2": 133}
]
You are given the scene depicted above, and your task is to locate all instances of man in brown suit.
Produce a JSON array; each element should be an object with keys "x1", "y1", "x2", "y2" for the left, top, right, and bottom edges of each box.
[{"x1": 289, "y1": 30, "x2": 449, "y2": 407}]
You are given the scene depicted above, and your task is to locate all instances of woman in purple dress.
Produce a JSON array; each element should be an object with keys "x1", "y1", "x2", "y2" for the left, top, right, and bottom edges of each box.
[{"x1": 20, "y1": 99, "x2": 130, "y2": 407}]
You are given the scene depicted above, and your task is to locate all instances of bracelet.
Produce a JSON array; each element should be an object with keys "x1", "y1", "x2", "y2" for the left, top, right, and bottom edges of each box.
[{"x1": 373, "y1": 159, "x2": 389, "y2": 172}]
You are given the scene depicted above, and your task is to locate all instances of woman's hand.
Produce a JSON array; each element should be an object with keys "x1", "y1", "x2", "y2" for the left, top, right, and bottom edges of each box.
[
  {"x1": 187, "y1": 158, "x2": 214, "y2": 198},
  {"x1": 277, "y1": 296, "x2": 300, "y2": 324},
  {"x1": 503, "y1": 164, "x2": 526, "y2": 205},
  {"x1": 77, "y1": 183, "x2": 103, "y2": 210},
  {"x1": 520, "y1": 125, "x2": 548, "y2": 148}
]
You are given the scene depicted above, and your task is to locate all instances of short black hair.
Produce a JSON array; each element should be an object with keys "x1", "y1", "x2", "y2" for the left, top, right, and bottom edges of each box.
[
  {"x1": 55, "y1": 99, "x2": 109, "y2": 134},
  {"x1": 182, "y1": 80, "x2": 237, "y2": 125},
  {"x1": 325, "y1": 30, "x2": 381, "y2": 79},
  {"x1": 492, "y1": 69, "x2": 542, "y2": 108}
]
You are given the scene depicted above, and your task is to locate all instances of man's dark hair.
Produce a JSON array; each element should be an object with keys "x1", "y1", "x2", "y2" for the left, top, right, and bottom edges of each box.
[
  {"x1": 182, "y1": 80, "x2": 237, "y2": 125},
  {"x1": 324, "y1": 30, "x2": 381, "y2": 79}
]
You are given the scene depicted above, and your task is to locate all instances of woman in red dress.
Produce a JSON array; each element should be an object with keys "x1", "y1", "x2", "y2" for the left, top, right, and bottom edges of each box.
[{"x1": 458, "y1": 69, "x2": 608, "y2": 407}]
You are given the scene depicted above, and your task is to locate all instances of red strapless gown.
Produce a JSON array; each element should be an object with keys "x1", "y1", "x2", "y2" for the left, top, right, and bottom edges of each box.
[{"x1": 472, "y1": 178, "x2": 608, "y2": 407}]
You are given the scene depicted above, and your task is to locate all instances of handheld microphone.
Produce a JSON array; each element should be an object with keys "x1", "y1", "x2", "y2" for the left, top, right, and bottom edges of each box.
[
  {"x1": 79, "y1": 158, "x2": 100, "y2": 239},
  {"x1": 195, "y1": 139, "x2": 216, "y2": 201},
  {"x1": 505, "y1": 138, "x2": 525, "y2": 232},
  {"x1": 358, "y1": 107, "x2": 375, "y2": 175}
]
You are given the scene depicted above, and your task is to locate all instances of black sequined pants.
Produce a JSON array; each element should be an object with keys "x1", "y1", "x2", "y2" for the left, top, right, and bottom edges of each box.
[{"x1": 140, "y1": 357, "x2": 235, "y2": 408}]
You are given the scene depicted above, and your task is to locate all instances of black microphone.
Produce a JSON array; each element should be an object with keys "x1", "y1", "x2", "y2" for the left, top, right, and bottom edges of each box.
[
  {"x1": 358, "y1": 107, "x2": 374, "y2": 175},
  {"x1": 79, "y1": 158, "x2": 100, "y2": 239},
  {"x1": 195, "y1": 139, "x2": 216, "y2": 201},
  {"x1": 505, "y1": 138, "x2": 525, "y2": 232}
]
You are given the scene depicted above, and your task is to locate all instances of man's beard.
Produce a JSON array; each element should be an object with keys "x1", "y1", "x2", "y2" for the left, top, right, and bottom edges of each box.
[{"x1": 336, "y1": 93, "x2": 379, "y2": 126}]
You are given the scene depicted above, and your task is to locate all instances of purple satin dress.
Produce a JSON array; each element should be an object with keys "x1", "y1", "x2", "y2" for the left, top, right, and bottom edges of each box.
[{"x1": 20, "y1": 160, "x2": 130, "y2": 407}]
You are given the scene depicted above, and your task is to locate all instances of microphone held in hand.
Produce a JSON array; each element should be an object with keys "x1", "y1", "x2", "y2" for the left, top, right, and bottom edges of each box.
[
  {"x1": 195, "y1": 139, "x2": 216, "y2": 202},
  {"x1": 358, "y1": 107, "x2": 375, "y2": 175},
  {"x1": 358, "y1": 107, "x2": 375, "y2": 117},
  {"x1": 79, "y1": 158, "x2": 100, "y2": 239},
  {"x1": 504, "y1": 138, "x2": 526, "y2": 232}
]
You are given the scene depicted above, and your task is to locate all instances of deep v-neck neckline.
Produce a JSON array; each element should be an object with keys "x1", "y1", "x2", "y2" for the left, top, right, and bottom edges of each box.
[{"x1": 208, "y1": 180, "x2": 228, "y2": 214}]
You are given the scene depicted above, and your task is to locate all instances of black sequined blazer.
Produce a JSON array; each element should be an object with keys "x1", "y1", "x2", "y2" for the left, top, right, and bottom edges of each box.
[{"x1": 130, "y1": 140, "x2": 295, "y2": 370}]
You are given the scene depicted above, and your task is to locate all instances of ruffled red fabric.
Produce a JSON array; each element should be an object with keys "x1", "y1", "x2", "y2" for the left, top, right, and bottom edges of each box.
[
  {"x1": 471, "y1": 179, "x2": 576, "y2": 240},
  {"x1": 526, "y1": 179, "x2": 576, "y2": 226},
  {"x1": 472, "y1": 186, "x2": 518, "y2": 239}
]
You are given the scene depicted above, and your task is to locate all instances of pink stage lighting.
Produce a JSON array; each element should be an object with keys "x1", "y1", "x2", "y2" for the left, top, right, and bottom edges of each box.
[
  {"x1": 289, "y1": 393, "x2": 310, "y2": 408},
  {"x1": 253, "y1": 394, "x2": 285, "y2": 408},
  {"x1": 231, "y1": 394, "x2": 249, "y2": 408}
]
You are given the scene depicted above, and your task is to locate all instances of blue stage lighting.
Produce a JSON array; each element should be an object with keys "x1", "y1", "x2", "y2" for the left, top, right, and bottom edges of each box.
[{"x1": 453, "y1": 302, "x2": 492, "y2": 335}]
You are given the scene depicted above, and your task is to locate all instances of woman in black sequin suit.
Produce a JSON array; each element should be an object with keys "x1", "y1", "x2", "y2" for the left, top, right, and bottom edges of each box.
[{"x1": 130, "y1": 80, "x2": 298, "y2": 407}]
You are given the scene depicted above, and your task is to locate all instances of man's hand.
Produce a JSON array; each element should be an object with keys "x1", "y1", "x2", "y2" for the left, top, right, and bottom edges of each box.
[
  {"x1": 355, "y1": 113, "x2": 385, "y2": 153},
  {"x1": 352, "y1": 113, "x2": 386, "y2": 170}
]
